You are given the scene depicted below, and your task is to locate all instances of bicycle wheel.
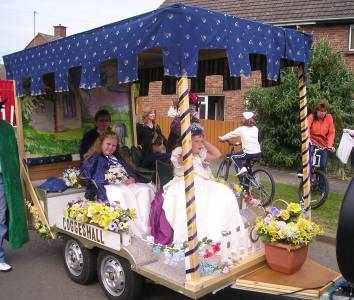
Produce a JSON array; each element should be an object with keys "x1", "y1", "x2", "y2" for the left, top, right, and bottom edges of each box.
[
  {"x1": 249, "y1": 168, "x2": 275, "y2": 207},
  {"x1": 298, "y1": 169, "x2": 329, "y2": 209},
  {"x1": 216, "y1": 157, "x2": 231, "y2": 181}
]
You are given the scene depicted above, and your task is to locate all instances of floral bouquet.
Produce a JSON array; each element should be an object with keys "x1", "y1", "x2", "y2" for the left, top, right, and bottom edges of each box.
[
  {"x1": 254, "y1": 202, "x2": 322, "y2": 248},
  {"x1": 63, "y1": 168, "x2": 82, "y2": 189},
  {"x1": 105, "y1": 164, "x2": 129, "y2": 185},
  {"x1": 64, "y1": 197, "x2": 136, "y2": 233}
]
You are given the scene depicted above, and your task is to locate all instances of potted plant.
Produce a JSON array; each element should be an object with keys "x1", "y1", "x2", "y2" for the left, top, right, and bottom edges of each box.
[{"x1": 254, "y1": 201, "x2": 322, "y2": 274}]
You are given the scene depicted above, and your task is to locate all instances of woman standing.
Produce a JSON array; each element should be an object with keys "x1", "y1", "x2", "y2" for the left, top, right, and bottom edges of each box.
[
  {"x1": 136, "y1": 106, "x2": 166, "y2": 147},
  {"x1": 308, "y1": 99, "x2": 336, "y2": 191}
]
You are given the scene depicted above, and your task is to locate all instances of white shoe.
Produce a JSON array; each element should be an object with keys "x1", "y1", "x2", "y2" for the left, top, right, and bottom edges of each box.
[
  {"x1": 236, "y1": 167, "x2": 248, "y2": 176},
  {"x1": 0, "y1": 262, "x2": 12, "y2": 272}
]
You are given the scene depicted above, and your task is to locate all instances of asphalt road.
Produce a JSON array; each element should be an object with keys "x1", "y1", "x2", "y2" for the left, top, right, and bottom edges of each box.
[{"x1": 0, "y1": 231, "x2": 338, "y2": 300}]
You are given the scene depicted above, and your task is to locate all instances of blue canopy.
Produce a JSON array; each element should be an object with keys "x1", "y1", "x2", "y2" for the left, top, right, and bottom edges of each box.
[{"x1": 3, "y1": 4, "x2": 312, "y2": 96}]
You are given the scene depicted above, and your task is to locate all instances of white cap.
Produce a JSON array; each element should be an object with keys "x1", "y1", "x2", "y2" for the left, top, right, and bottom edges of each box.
[{"x1": 242, "y1": 111, "x2": 255, "y2": 120}]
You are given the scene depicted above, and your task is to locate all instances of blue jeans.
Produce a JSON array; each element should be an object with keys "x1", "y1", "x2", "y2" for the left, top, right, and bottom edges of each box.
[{"x1": 0, "y1": 175, "x2": 7, "y2": 263}]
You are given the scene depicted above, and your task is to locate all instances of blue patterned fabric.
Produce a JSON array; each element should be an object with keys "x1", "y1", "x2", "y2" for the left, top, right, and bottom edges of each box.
[
  {"x1": 3, "y1": 4, "x2": 312, "y2": 96},
  {"x1": 38, "y1": 177, "x2": 68, "y2": 193}
]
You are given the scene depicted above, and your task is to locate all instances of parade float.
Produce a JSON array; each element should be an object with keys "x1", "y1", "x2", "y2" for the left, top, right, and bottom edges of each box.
[{"x1": 2, "y1": 4, "x2": 341, "y2": 299}]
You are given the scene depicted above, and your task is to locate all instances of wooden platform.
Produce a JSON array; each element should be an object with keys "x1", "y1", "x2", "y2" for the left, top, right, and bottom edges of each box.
[{"x1": 235, "y1": 259, "x2": 341, "y2": 298}]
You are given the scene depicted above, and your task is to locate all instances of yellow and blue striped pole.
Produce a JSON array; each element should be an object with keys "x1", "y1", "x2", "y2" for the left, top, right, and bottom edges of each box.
[
  {"x1": 177, "y1": 75, "x2": 200, "y2": 281},
  {"x1": 299, "y1": 64, "x2": 311, "y2": 217}
]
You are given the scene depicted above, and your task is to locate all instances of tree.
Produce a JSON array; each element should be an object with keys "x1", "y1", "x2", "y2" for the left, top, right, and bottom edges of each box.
[{"x1": 245, "y1": 39, "x2": 354, "y2": 168}]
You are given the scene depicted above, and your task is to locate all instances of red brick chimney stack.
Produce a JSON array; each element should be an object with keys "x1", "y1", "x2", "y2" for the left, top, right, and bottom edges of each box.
[{"x1": 54, "y1": 24, "x2": 67, "y2": 38}]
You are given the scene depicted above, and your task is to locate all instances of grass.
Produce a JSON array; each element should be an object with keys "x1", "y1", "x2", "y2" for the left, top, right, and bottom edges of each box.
[
  {"x1": 273, "y1": 182, "x2": 343, "y2": 235},
  {"x1": 227, "y1": 175, "x2": 343, "y2": 235}
]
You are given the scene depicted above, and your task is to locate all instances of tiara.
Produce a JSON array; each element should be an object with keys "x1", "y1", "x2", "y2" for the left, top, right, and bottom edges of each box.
[{"x1": 190, "y1": 122, "x2": 204, "y2": 134}]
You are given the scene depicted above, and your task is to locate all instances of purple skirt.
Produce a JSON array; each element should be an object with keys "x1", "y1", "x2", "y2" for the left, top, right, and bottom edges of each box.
[{"x1": 149, "y1": 190, "x2": 173, "y2": 245}]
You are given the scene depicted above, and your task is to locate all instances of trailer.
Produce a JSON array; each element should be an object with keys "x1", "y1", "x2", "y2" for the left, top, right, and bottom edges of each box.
[{"x1": 3, "y1": 4, "x2": 340, "y2": 299}]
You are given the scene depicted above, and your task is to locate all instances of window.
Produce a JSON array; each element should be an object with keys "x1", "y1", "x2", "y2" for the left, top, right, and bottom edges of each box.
[
  {"x1": 63, "y1": 91, "x2": 76, "y2": 119},
  {"x1": 350, "y1": 25, "x2": 354, "y2": 51},
  {"x1": 198, "y1": 95, "x2": 224, "y2": 120}
]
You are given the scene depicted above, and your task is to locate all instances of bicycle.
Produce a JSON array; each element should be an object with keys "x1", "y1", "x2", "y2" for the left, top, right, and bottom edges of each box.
[
  {"x1": 298, "y1": 144, "x2": 329, "y2": 209},
  {"x1": 216, "y1": 141, "x2": 275, "y2": 206}
]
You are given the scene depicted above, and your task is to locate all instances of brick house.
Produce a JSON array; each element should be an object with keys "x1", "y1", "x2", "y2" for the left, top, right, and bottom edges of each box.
[
  {"x1": 25, "y1": 24, "x2": 67, "y2": 49},
  {"x1": 139, "y1": 0, "x2": 354, "y2": 121}
]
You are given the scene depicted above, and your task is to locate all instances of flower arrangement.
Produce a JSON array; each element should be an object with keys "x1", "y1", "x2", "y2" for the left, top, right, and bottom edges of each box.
[
  {"x1": 105, "y1": 164, "x2": 129, "y2": 185},
  {"x1": 64, "y1": 198, "x2": 136, "y2": 233},
  {"x1": 63, "y1": 168, "x2": 82, "y2": 189},
  {"x1": 254, "y1": 202, "x2": 322, "y2": 248},
  {"x1": 25, "y1": 199, "x2": 52, "y2": 239}
]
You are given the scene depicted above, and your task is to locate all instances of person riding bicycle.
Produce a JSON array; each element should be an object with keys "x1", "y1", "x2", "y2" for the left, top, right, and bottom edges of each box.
[
  {"x1": 307, "y1": 98, "x2": 336, "y2": 192},
  {"x1": 218, "y1": 111, "x2": 261, "y2": 176}
]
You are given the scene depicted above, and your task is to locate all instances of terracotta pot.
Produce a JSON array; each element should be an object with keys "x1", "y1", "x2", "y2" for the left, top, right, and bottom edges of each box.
[{"x1": 264, "y1": 243, "x2": 308, "y2": 274}]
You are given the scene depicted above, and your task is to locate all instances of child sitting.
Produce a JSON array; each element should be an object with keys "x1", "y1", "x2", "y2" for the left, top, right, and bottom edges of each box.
[
  {"x1": 141, "y1": 132, "x2": 171, "y2": 170},
  {"x1": 81, "y1": 131, "x2": 155, "y2": 238},
  {"x1": 161, "y1": 123, "x2": 247, "y2": 244},
  {"x1": 219, "y1": 112, "x2": 261, "y2": 176}
]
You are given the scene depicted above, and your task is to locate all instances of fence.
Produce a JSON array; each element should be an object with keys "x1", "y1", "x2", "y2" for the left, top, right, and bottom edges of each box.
[{"x1": 156, "y1": 116, "x2": 242, "y2": 155}]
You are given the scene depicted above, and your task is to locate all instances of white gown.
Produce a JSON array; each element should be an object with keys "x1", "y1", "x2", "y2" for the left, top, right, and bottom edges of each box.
[
  {"x1": 105, "y1": 183, "x2": 155, "y2": 238},
  {"x1": 162, "y1": 147, "x2": 247, "y2": 245}
]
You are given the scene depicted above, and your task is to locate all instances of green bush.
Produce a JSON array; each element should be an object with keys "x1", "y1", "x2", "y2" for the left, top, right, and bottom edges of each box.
[{"x1": 245, "y1": 39, "x2": 354, "y2": 168}]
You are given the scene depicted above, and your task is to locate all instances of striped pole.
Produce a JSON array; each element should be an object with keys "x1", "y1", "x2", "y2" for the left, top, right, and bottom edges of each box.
[
  {"x1": 177, "y1": 75, "x2": 200, "y2": 281},
  {"x1": 298, "y1": 64, "x2": 311, "y2": 217}
]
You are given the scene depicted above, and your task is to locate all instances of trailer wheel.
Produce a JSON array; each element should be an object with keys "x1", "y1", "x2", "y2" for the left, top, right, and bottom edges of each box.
[
  {"x1": 63, "y1": 237, "x2": 97, "y2": 284},
  {"x1": 97, "y1": 251, "x2": 143, "y2": 300}
]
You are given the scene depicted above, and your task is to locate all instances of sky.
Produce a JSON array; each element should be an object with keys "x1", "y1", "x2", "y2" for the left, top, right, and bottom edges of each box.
[{"x1": 0, "y1": 0, "x2": 165, "y2": 63}]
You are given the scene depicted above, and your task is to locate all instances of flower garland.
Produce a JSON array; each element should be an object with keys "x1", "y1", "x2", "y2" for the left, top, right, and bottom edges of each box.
[
  {"x1": 215, "y1": 178, "x2": 242, "y2": 197},
  {"x1": 216, "y1": 179, "x2": 262, "y2": 207},
  {"x1": 64, "y1": 198, "x2": 136, "y2": 233},
  {"x1": 105, "y1": 164, "x2": 129, "y2": 184},
  {"x1": 146, "y1": 236, "x2": 241, "y2": 275},
  {"x1": 63, "y1": 168, "x2": 82, "y2": 189},
  {"x1": 25, "y1": 199, "x2": 52, "y2": 240}
]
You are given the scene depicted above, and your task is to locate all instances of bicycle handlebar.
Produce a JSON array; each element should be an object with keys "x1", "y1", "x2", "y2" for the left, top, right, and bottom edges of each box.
[{"x1": 219, "y1": 140, "x2": 241, "y2": 147}]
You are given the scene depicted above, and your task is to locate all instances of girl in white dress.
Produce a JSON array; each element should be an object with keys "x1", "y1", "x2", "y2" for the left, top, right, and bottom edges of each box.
[
  {"x1": 162, "y1": 124, "x2": 247, "y2": 245},
  {"x1": 81, "y1": 132, "x2": 155, "y2": 238}
]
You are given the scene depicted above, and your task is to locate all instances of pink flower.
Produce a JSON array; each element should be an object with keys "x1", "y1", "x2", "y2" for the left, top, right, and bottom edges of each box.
[
  {"x1": 222, "y1": 266, "x2": 230, "y2": 274},
  {"x1": 211, "y1": 242, "x2": 221, "y2": 253},
  {"x1": 250, "y1": 198, "x2": 261, "y2": 207},
  {"x1": 264, "y1": 215, "x2": 272, "y2": 224},
  {"x1": 275, "y1": 220, "x2": 287, "y2": 230},
  {"x1": 203, "y1": 249, "x2": 213, "y2": 258}
]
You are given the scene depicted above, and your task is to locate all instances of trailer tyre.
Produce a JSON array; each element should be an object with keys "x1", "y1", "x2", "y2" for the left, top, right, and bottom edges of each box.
[
  {"x1": 63, "y1": 237, "x2": 97, "y2": 284},
  {"x1": 97, "y1": 251, "x2": 143, "y2": 300}
]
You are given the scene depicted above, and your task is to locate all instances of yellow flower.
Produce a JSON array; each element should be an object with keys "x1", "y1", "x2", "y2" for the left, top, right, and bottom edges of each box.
[
  {"x1": 119, "y1": 222, "x2": 128, "y2": 230},
  {"x1": 287, "y1": 203, "x2": 301, "y2": 214},
  {"x1": 280, "y1": 209, "x2": 290, "y2": 221},
  {"x1": 234, "y1": 184, "x2": 242, "y2": 193}
]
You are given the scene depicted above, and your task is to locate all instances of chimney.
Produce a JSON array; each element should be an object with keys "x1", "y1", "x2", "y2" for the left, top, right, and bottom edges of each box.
[{"x1": 54, "y1": 24, "x2": 67, "y2": 38}]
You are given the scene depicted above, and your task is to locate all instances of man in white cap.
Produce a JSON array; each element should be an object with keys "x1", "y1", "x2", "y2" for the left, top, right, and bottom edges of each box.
[{"x1": 219, "y1": 111, "x2": 261, "y2": 177}]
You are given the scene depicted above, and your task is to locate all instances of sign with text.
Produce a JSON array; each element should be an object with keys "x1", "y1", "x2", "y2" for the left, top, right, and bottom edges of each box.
[{"x1": 57, "y1": 216, "x2": 121, "y2": 251}]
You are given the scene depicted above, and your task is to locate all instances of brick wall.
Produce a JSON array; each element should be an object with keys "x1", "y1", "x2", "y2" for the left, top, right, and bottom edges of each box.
[
  {"x1": 26, "y1": 35, "x2": 49, "y2": 49},
  {"x1": 300, "y1": 24, "x2": 354, "y2": 72},
  {"x1": 140, "y1": 70, "x2": 262, "y2": 121},
  {"x1": 140, "y1": 24, "x2": 353, "y2": 120}
]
